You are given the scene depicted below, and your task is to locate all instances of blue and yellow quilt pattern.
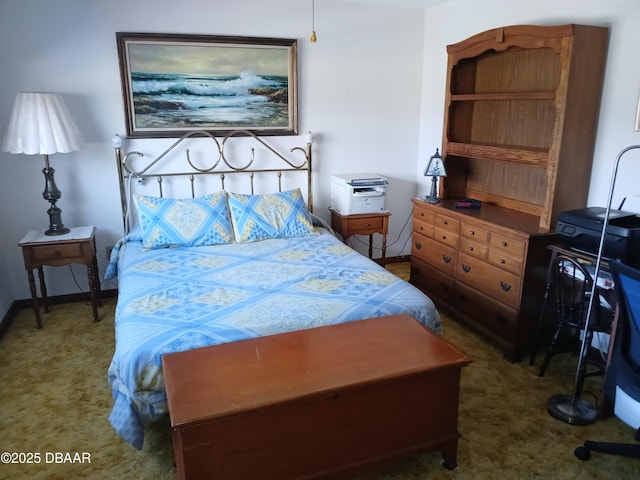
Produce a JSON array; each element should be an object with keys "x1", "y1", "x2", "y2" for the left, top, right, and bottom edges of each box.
[{"x1": 105, "y1": 228, "x2": 441, "y2": 449}]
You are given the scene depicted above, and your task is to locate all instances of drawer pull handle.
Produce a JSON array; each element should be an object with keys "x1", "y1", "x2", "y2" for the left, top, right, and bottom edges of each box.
[
  {"x1": 414, "y1": 242, "x2": 422, "y2": 249},
  {"x1": 501, "y1": 241, "x2": 507, "y2": 247},
  {"x1": 440, "y1": 282, "x2": 450, "y2": 291},
  {"x1": 442, "y1": 220, "x2": 448, "y2": 225},
  {"x1": 461, "y1": 264, "x2": 471, "y2": 273},
  {"x1": 496, "y1": 314, "x2": 508, "y2": 324},
  {"x1": 442, "y1": 255, "x2": 452, "y2": 264},
  {"x1": 500, "y1": 281, "x2": 512, "y2": 292},
  {"x1": 500, "y1": 258, "x2": 506, "y2": 264},
  {"x1": 54, "y1": 250, "x2": 61, "y2": 257},
  {"x1": 441, "y1": 235, "x2": 447, "y2": 240},
  {"x1": 420, "y1": 212, "x2": 424, "y2": 217},
  {"x1": 419, "y1": 226, "x2": 424, "y2": 231},
  {"x1": 364, "y1": 223, "x2": 371, "y2": 227},
  {"x1": 469, "y1": 230, "x2": 475, "y2": 236},
  {"x1": 468, "y1": 246, "x2": 474, "y2": 252}
]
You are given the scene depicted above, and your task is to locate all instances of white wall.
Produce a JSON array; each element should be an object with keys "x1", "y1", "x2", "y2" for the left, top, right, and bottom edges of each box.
[
  {"x1": 0, "y1": 0, "x2": 426, "y2": 319},
  {"x1": 1, "y1": 0, "x2": 639, "y2": 321}
]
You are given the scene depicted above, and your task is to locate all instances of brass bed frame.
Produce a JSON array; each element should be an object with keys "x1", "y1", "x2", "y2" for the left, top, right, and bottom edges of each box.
[{"x1": 112, "y1": 130, "x2": 314, "y2": 234}]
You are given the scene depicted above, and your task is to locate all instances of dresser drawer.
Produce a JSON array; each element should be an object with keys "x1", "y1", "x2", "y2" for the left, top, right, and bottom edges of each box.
[
  {"x1": 434, "y1": 213, "x2": 459, "y2": 234},
  {"x1": 456, "y1": 252, "x2": 521, "y2": 308},
  {"x1": 32, "y1": 243, "x2": 84, "y2": 262},
  {"x1": 459, "y1": 237, "x2": 487, "y2": 260},
  {"x1": 489, "y1": 233, "x2": 525, "y2": 258},
  {"x1": 412, "y1": 232, "x2": 457, "y2": 276},
  {"x1": 487, "y1": 250, "x2": 523, "y2": 275},
  {"x1": 413, "y1": 217, "x2": 434, "y2": 238},
  {"x1": 460, "y1": 222, "x2": 489, "y2": 243},
  {"x1": 410, "y1": 257, "x2": 454, "y2": 303},
  {"x1": 433, "y1": 227, "x2": 458, "y2": 248},
  {"x1": 413, "y1": 207, "x2": 435, "y2": 226},
  {"x1": 454, "y1": 282, "x2": 518, "y2": 343}
]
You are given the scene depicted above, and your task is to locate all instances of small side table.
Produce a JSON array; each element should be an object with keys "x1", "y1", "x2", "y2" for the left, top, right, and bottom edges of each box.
[
  {"x1": 329, "y1": 209, "x2": 391, "y2": 260},
  {"x1": 18, "y1": 226, "x2": 101, "y2": 329}
]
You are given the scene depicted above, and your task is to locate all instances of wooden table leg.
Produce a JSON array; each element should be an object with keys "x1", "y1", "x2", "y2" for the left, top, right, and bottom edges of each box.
[
  {"x1": 27, "y1": 269, "x2": 43, "y2": 329},
  {"x1": 37, "y1": 266, "x2": 49, "y2": 313},
  {"x1": 381, "y1": 233, "x2": 387, "y2": 260},
  {"x1": 87, "y1": 262, "x2": 101, "y2": 322}
]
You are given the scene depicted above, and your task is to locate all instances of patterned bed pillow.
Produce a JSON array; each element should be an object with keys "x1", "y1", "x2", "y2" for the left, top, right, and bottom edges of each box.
[
  {"x1": 134, "y1": 192, "x2": 235, "y2": 249},
  {"x1": 227, "y1": 188, "x2": 315, "y2": 243}
]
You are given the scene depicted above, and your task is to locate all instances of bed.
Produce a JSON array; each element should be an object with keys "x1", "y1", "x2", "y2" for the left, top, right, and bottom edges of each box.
[{"x1": 105, "y1": 131, "x2": 442, "y2": 449}]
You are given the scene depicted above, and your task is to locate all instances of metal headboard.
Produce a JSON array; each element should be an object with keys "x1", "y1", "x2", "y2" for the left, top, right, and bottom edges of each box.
[{"x1": 112, "y1": 130, "x2": 314, "y2": 234}]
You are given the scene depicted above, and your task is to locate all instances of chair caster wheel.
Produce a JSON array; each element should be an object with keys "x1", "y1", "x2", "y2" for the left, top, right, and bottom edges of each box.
[{"x1": 574, "y1": 446, "x2": 591, "y2": 461}]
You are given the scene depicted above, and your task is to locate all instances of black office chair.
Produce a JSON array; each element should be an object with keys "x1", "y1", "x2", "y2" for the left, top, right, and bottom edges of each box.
[
  {"x1": 536, "y1": 254, "x2": 614, "y2": 384},
  {"x1": 574, "y1": 259, "x2": 640, "y2": 460}
]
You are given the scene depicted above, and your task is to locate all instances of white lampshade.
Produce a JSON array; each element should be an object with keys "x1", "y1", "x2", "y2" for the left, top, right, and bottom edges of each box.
[{"x1": 1, "y1": 92, "x2": 83, "y2": 155}]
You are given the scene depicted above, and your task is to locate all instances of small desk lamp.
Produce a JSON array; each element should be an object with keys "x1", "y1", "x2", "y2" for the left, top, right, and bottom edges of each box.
[
  {"x1": 423, "y1": 148, "x2": 447, "y2": 204},
  {"x1": 1, "y1": 92, "x2": 83, "y2": 235}
]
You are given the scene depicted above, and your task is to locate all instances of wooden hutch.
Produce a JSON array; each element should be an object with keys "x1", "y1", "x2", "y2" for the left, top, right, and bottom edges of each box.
[{"x1": 410, "y1": 24, "x2": 609, "y2": 361}]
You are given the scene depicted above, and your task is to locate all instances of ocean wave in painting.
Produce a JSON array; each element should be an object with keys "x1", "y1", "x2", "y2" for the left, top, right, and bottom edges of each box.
[{"x1": 131, "y1": 71, "x2": 289, "y2": 129}]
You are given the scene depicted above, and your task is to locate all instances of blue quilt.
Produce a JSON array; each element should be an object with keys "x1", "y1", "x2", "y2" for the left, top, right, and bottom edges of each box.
[{"x1": 105, "y1": 227, "x2": 441, "y2": 449}]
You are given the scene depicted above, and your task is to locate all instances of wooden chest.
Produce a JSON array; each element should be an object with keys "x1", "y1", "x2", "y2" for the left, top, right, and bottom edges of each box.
[
  {"x1": 410, "y1": 199, "x2": 554, "y2": 361},
  {"x1": 162, "y1": 314, "x2": 471, "y2": 479}
]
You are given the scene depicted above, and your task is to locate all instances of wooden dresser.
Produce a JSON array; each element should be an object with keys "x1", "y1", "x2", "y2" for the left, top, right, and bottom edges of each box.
[
  {"x1": 410, "y1": 199, "x2": 554, "y2": 361},
  {"x1": 411, "y1": 24, "x2": 608, "y2": 361}
]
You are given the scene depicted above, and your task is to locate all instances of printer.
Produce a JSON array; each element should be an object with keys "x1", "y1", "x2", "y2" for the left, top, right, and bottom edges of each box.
[
  {"x1": 331, "y1": 174, "x2": 388, "y2": 215},
  {"x1": 556, "y1": 207, "x2": 640, "y2": 268}
]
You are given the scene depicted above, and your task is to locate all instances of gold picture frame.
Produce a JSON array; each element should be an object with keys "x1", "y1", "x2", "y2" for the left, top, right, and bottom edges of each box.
[{"x1": 116, "y1": 33, "x2": 298, "y2": 138}]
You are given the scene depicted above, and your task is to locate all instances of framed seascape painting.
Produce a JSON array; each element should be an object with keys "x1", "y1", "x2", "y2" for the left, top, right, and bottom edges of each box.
[{"x1": 116, "y1": 33, "x2": 298, "y2": 138}]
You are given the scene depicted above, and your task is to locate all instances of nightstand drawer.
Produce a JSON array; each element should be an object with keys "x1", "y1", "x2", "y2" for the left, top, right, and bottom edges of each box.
[
  {"x1": 348, "y1": 216, "x2": 384, "y2": 232},
  {"x1": 32, "y1": 243, "x2": 84, "y2": 262}
]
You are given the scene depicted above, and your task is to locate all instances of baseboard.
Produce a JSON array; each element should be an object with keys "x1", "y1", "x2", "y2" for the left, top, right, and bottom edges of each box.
[
  {"x1": 376, "y1": 255, "x2": 410, "y2": 266},
  {"x1": 0, "y1": 301, "x2": 23, "y2": 339},
  {"x1": 0, "y1": 289, "x2": 117, "y2": 339}
]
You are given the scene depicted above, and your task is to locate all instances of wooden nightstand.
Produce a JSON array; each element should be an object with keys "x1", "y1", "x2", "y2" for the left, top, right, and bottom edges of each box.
[
  {"x1": 329, "y1": 209, "x2": 391, "y2": 260},
  {"x1": 18, "y1": 226, "x2": 101, "y2": 329}
]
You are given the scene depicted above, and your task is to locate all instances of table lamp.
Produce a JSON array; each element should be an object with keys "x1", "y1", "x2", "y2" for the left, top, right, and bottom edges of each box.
[
  {"x1": 1, "y1": 92, "x2": 83, "y2": 235},
  {"x1": 423, "y1": 148, "x2": 447, "y2": 203}
]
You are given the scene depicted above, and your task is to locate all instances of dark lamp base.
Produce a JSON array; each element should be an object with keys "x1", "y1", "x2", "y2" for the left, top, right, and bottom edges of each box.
[
  {"x1": 45, "y1": 226, "x2": 70, "y2": 236},
  {"x1": 420, "y1": 195, "x2": 440, "y2": 204},
  {"x1": 547, "y1": 394, "x2": 598, "y2": 426}
]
